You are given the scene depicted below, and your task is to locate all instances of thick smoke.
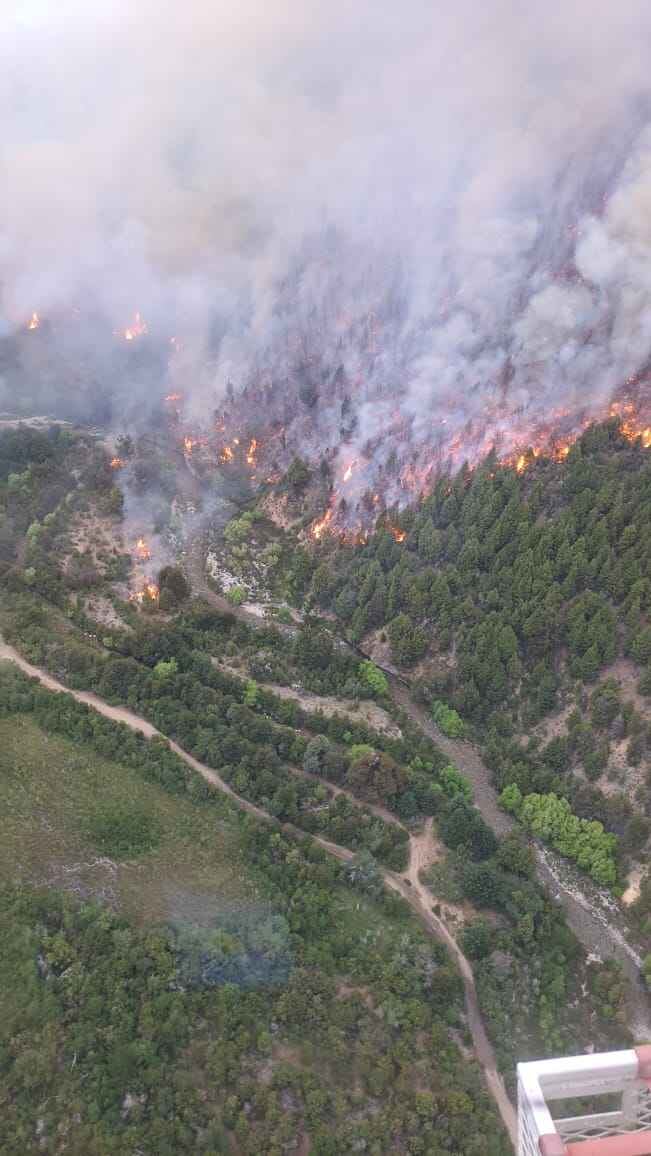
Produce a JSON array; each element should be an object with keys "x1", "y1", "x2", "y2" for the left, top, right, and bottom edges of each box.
[{"x1": 3, "y1": 1, "x2": 651, "y2": 499}]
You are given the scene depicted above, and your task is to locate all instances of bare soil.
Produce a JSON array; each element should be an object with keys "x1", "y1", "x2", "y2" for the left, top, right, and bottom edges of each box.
[
  {"x1": 63, "y1": 508, "x2": 124, "y2": 575},
  {"x1": 82, "y1": 594, "x2": 131, "y2": 632},
  {"x1": 622, "y1": 867, "x2": 643, "y2": 907},
  {"x1": 212, "y1": 657, "x2": 401, "y2": 737}
]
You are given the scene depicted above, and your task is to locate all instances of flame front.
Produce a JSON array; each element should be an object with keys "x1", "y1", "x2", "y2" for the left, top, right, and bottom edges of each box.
[
  {"x1": 28, "y1": 312, "x2": 40, "y2": 331},
  {"x1": 220, "y1": 444, "x2": 234, "y2": 463},
  {"x1": 311, "y1": 507, "x2": 334, "y2": 540},
  {"x1": 135, "y1": 537, "x2": 152, "y2": 561},
  {"x1": 343, "y1": 459, "x2": 358, "y2": 483},
  {"x1": 110, "y1": 456, "x2": 124, "y2": 469},
  {"x1": 165, "y1": 392, "x2": 183, "y2": 403},
  {"x1": 130, "y1": 582, "x2": 159, "y2": 605},
  {"x1": 246, "y1": 438, "x2": 258, "y2": 466}
]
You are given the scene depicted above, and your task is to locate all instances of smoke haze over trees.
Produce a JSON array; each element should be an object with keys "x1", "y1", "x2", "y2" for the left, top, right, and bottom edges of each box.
[{"x1": 4, "y1": 2, "x2": 651, "y2": 493}]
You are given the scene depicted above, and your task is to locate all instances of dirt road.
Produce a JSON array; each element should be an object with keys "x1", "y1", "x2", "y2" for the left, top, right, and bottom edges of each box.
[
  {"x1": 389, "y1": 680, "x2": 651, "y2": 1039},
  {"x1": 179, "y1": 555, "x2": 651, "y2": 1035},
  {"x1": 0, "y1": 637, "x2": 518, "y2": 1149}
]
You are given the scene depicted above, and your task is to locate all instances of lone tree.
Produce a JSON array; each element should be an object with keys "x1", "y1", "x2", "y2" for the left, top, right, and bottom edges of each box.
[{"x1": 157, "y1": 565, "x2": 190, "y2": 610}]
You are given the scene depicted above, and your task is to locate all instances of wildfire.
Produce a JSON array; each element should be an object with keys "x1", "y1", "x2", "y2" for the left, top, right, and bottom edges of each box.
[
  {"x1": 311, "y1": 507, "x2": 334, "y2": 540},
  {"x1": 110, "y1": 457, "x2": 125, "y2": 470},
  {"x1": 610, "y1": 401, "x2": 651, "y2": 448},
  {"x1": 120, "y1": 312, "x2": 147, "y2": 341},
  {"x1": 27, "y1": 311, "x2": 40, "y2": 331},
  {"x1": 343, "y1": 459, "x2": 358, "y2": 483},
  {"x1": 246, "y1": 438, "x2": 258, "y2": 467},
  {"x1": 501, "y1": 400, "x2": 651, "y2": 478},
  {"x1": 134, "y1": 537, "x2": 152, "y2": 561},
  {"x1": 220, "y1": 444, "x2": 234, "y2": 463},
  {"x1": 388, "y1": 524, "x2": 406, "y2": 543},
  {"x1": 165, "y1": 392, "x2": 183, "y2": 403},
  {"x1": 129, "y1": 583, "x2": 159, "y2": 605},
  {"x1": 183, "y1": 436, "x2": 195, "y2": 455}
]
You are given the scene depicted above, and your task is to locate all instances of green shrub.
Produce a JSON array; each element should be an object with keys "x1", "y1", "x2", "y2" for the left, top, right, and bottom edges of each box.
[
  {"x1": 87, "y1": 805, "x2": 161, "y2": 858},
  {"x1": 226, "y1": 585, "x2": 247, "y2": 606},
  {"x1": 432, "y1": 701, "x2": 465, "y2": 738},
  {"x1": 358, "y1": 660, "x2": 389, "y2": 697},
  {"x1": 500, "y1": 784, "x2": 618, "y2": 886}
]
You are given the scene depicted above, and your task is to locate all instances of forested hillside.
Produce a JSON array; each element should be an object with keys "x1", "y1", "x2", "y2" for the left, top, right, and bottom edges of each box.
[
  {"x1": 313, "y1": 421, "x2": 650, "y2": 726},
  {"x1": 0, "y1": 421, "x2": 648, "y2": 1154},
  {"x1": 311, "y1": 422, "x2": 651, "y2": 900}
]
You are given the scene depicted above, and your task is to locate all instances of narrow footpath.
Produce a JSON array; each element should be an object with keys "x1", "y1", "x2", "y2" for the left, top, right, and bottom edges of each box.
[
  {"x1": 389, "y1": 681, "x2": 651, "y2": 1039},
  {"x1": 0, "y1": 637, "x2": 518, "y2": 1149},
  {"x1": 178, "y1": 564, "x2": 651, "y2": 1036}
]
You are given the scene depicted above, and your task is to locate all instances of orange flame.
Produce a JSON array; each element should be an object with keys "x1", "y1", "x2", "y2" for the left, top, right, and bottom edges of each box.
[
  {"x1": 311, "y1": 507, "x2": 334, "y2": 540},
  {"x1": 220, "y1": 445, "x2": 234, "y2": 463},
  {"x1": 388, "y1": 524, "x2": 406, "y2": 543},
  {"x1": 609, "y1": 401, "x2": 651, "y2": 448},
  {"x1": 343, "y1": 459, "x2": 358, "y2": 483},
  {"x1": 246, "y1": 438, "x2": 258, "y2": 466},
  {"x1": 129, "y1": 582, "x2": 159, "y2": 605},
  {"x1": 165, "y1": 392, "x2": 182, "y2": 403},
  {"x1": 27, "y1": 311, "x2": 40, "y2": 331},
  {"x1": 135, "y1": 537, "x2": 152, "y2": 561},
  {"x1": 183, "y1": 436, "x2": 195, "y2": 455},
  {"x1": 121, "y1": 312, "x2": 147, "y2": 341},
  {"x1": 110, "y1": 457, "x2": 125, "y2": 470}
]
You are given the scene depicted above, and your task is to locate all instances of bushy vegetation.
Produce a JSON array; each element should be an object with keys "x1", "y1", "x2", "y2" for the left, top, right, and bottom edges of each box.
[
  {"x1": 0, "y1": 420, "x2": 644, "y2": 1130},
  {"x1": 500, "y1": 785, "x2": 618, "y2": 886},
  {"x1": 312, "y1": 421, "x2": 651, "y2": 728},
  {"x1": 0, "y1": 656, "x2": 408, "y2": 870},
  {"x1": 432, "y1": 700, "x2": 465, "y2": 738},
  {"x1": 0, "y1": 702, "x2": 510, "y2": 1155},
  {"x1": 425, "y1": 833, "x2": 630, "y2": 1066},
  {"x1": 358, "y1": 659, "x2": 389, "y2": 697}
]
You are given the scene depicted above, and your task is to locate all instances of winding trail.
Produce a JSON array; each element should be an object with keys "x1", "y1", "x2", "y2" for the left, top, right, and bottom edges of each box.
[
  {"x1": 182, "y1": 561, "x2": 651, "y2": 1035},
  {"x1": 389, "y1": 681, "x2": 651, "y2": 1039},
  {"x1": 0, "y1": 637, "x2": 517, "y2": 1149}
]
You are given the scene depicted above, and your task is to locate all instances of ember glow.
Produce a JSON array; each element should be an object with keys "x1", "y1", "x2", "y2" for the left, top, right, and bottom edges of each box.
[
  {"x1": 8, "y1": 0, "x2": 651, "y2": 547},
  {"x1": 165, "y1": 392, "x2": 183, "y2": 403},
  {"x1": 311, "y1": 507, "x2": 334, "y2": 540},
  {"x1": 610, "y1": 400, "x2": 651, "y2": 448},
  {"x1": 120, "y1": 312, "x2": 147, "y2": 342},
  {"x1": 183, "y1": 436, "x2": 195, "y2": 455},
  {"x1": 110, "y1": 456, "x2": 125, "y2": 469},
  {"x1": 134, "y1": 537, "x2": 152, "y2": 561},
  {"x1": 129, "y1": 582, "x2": 159, "y2": 605},
  {"x1": 27, "y1": 312, "x2": 40, "y2": 331}
]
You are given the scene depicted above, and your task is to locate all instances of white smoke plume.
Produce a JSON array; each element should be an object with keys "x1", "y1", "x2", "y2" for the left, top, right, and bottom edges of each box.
[{"x1": 3, "y1": 0, "x2": 651, "y2": 501}]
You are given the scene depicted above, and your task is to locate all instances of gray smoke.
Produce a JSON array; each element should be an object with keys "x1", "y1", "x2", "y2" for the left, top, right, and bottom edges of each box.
[{"x1": 3, "y1": 1, "x2": 651, "y2": 499}]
